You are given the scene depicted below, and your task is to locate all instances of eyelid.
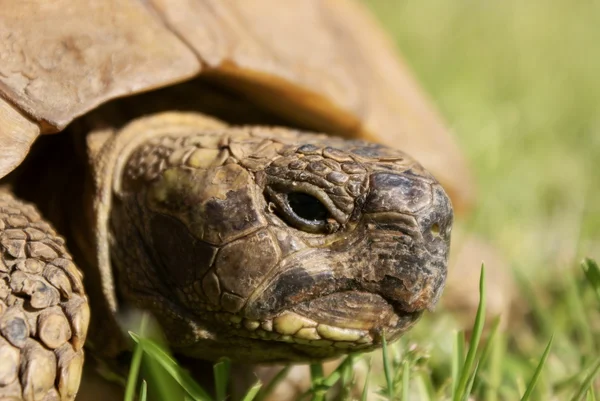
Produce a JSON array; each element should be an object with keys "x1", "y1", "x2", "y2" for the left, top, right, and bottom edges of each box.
[
  {"x1": 266, "y1": 180, "x2": 347, "y2": 224},
  {"x1": 265, "y1": 187, "x2": 328, "y2": 233}
]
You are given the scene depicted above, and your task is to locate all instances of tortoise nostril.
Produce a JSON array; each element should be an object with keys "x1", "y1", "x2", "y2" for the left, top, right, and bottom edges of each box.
[{"x1": 430, "y1": 223, "x2": 440, "y2": 236}]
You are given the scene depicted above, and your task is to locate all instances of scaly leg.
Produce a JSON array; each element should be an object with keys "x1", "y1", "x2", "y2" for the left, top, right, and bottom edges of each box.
[{"x1": 0, "y1": 191, "x2": 89, "y2": 401}]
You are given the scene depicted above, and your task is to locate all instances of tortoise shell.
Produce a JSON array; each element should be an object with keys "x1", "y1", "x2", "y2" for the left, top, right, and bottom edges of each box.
[{"x1": 0, "y1": 0, "x2": 473, "y2": 212}]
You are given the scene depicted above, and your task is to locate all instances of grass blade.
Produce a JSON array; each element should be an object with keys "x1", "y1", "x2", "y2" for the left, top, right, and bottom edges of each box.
[
  {"x1": 452, "y1": 330, "x2": 465, "y2": 396},
  {"x1": 310, "y1": 363, "x2": 325, "y2": 401},
  {"x1": 213, "y1": 358, "x2": 231, "y2": 401},
  {"x1": 257, "y1": 365, "x2": 291, "y2": 401},
  {"x1": 322, "y1": 356, "x2": 354, "y2": 388},
  {"x1": 565, "y1": 269, "x2": 595, "y2": 351},
  {"x1": 485, "y1": 329, "x2": 506, "y2": 401},
  {"x1": 416, "y1": 370, "x2": 435, "y2": 400},
  {"x1": 588, "y1": 384, "x2": 597, "y2": 401},
  {"x1": 339, "y1": 355, "x2": 356, "y2": 400},
  {"x1": 143, "y1": 347, "x2": 184, "y2": 401},
  {"x1": 124, "y1": 340, "x2": 145, "y2": 401},
  {"x1": 472, "y1": 316, "x2": 502, "y2": 395},
  {"x1": 461, "y1": 362, "x2": 480, "y2": 401},
  {"x1": 124, "y1": 315, "x2": 148, "y2": 401},
  {"x1": 240, "y1": 381, "x2": 262, "y2": 401},
  {"x1": 571, "y1": 358, "x2": 600, "y2": 401},
  {"x1": 382, "y1": 333, "x2": 395, "y2": 400},
  {"x1": 520, "y1": 334, "x2": 554, "y2": 401},
  {"x1": 416, "y1": 373, "x2": 433, "y2": 401},
  {"x1": 582, "y1": 258, "x2": 600, "y2": 303},
  {"x1": 139, "y1": 380, "x2": 147, "y2": 401},
  {"x1": 361, "y1": 362, "x2": 371, "y2": 401},
  {"x1": 453, "y1": 264, "x2": 487, "y2": 401},
  {"x1": 129, "y1": 332, "x2": 212, "y2": 401},
  {"x1": 310, "y1": 362, "x2": 324, "y2": 380},
  {"x1": 402, "y1": 359, "x2": 410, "y2": 401}
]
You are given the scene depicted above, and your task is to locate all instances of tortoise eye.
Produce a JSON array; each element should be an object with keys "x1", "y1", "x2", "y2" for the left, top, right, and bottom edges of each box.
[
  {"x1": 266, "y1": 188, "x2": 336, "y2": 234},
  {"x1": 287, "y1": 192, "x2": 329, "y2": 222}
]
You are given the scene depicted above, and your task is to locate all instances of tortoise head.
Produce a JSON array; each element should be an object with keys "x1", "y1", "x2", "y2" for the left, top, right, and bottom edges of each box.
[{"x1": 108, "y1": 116, "x2": 452, "y2": 362}]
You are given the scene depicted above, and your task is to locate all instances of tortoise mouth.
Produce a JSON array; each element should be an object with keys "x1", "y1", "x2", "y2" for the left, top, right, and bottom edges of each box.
[
  {"x1": 227, "y1": 291, "x2": 422, "y2": 350},
  {"x1": 165, "y1": 292, "x2": 423, "y2": 363}
]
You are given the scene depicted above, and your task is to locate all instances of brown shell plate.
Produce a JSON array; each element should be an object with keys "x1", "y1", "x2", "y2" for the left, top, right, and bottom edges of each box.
[{"x1": 0, "y1": 0, "x2": 473, "y2": 211}]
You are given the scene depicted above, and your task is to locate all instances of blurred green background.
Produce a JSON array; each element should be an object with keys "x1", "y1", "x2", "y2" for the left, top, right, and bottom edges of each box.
[{"x1": 366, "y1": 0, "x2": 599, "y2": 277}]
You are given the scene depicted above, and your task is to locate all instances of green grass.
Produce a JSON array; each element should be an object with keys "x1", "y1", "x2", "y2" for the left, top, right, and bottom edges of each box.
[{"x1": 122, "y1": 1, "x2": 600, "y2": 399}]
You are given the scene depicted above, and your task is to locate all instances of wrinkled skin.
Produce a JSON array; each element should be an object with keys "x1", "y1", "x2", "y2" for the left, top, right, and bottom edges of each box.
[{"x1": 108, "y1": 116, "x2": 453, "y2": 362}]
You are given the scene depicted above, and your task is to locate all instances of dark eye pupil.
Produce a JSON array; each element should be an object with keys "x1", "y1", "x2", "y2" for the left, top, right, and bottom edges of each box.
[{"x1": 287, "y1": 193, "x2": 329, "y2": 221}]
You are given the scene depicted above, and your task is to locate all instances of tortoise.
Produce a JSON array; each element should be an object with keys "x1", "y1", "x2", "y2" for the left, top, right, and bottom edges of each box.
[{"x1": 0, "y1": 0, "x2": 476, "y2": 400}]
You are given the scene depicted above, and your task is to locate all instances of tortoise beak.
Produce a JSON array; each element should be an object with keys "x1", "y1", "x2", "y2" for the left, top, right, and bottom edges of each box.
[{"x1": 359, "y1": 178, "x2": 453, "y2": 313}]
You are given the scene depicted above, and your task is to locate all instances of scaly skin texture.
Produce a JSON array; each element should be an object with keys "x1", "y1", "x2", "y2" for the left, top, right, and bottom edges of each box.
[
  {"x1": 0, "y1": 192, "x2": 89, "y2": 401},
  {"x1": 102, "y1": 113, "x2": 453, "y2": 362}
]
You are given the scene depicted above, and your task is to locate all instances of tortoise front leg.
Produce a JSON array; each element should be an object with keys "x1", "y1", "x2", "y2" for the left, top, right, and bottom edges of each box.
[{"x1": 0, "y1": 191, "x2": 89, "y2": 401}]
